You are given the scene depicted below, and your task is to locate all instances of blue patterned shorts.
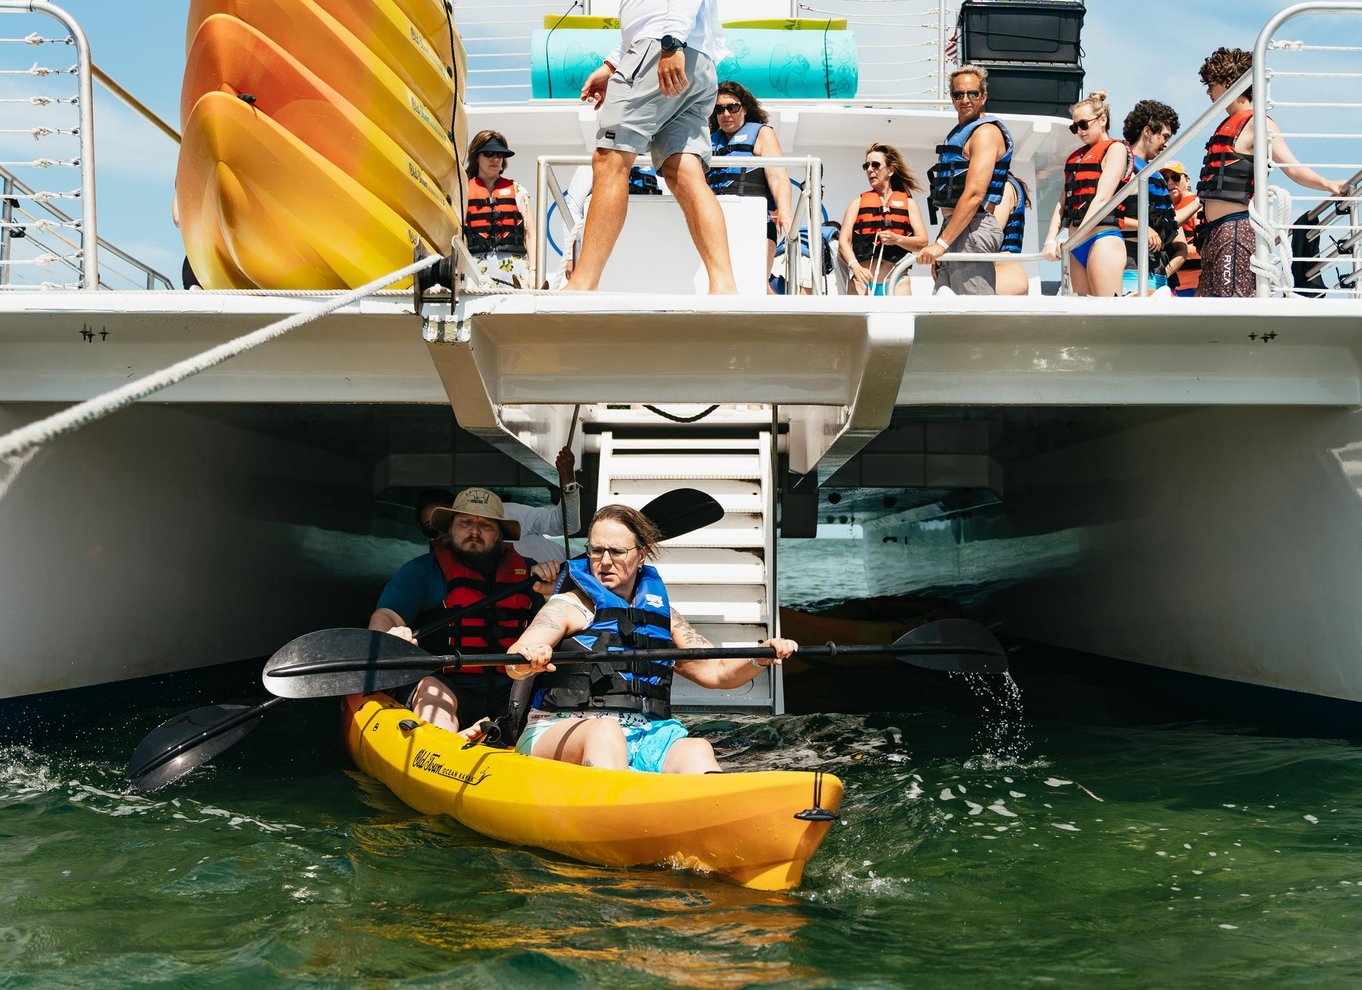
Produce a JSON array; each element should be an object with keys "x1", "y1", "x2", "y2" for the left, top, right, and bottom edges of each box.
[{"x1": 517, "y1": 712, "x2": 689, "y2": 774}]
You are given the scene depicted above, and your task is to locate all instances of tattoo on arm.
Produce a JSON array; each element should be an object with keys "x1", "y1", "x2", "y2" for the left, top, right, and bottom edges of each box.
[
  {"x1": 523, "y1": 599, "x2": 576, "y2": 638},
  {"x1": 670, "y1": 608, "x2": 714, "y2": 649}
]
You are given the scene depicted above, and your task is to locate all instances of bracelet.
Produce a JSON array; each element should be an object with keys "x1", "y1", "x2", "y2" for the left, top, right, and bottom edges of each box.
[
  {"x1": 935, "y1": 236, "x2": 950, "y2": 250},
  {"x1": 561, "y1": 481, "x2": 579, "y2": 494},
  {"x1": 603, "y1": 60, "x2": 617, "y2": 73},
  {"x1": 748, "y1": 657, "x2": 765, "y2": 668}
]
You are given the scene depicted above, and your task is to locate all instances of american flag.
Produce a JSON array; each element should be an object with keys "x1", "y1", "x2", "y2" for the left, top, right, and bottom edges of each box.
[{"x1": 944, "y1": 29, "x2": 960, "y2": 65}]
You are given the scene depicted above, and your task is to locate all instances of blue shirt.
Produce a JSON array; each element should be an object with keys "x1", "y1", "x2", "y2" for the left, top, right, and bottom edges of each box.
[{"x1": 375, "y1": 550, "x2": 544, "y2": 626}]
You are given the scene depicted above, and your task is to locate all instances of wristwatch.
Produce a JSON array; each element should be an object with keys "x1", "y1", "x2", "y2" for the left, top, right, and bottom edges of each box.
[
  {"x1": 659, "y1": 34, "x2": 687, "y2": 52},
  {"x1": 561, "y1": 481, "x2": 580, "y2": 494}
]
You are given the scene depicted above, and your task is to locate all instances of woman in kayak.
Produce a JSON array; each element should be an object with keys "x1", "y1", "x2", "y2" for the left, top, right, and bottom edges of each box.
[{"x1": 498, "y1": 503, "x2": 797, "y2": 774}]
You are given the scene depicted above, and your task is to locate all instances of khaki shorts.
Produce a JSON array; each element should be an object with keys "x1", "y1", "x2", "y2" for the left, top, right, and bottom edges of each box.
[
  {"x1": 934, "y1": 211, "x2": 1003, "y2": 296},
  {"x1": 596, "y1": 41, "x2": 717, "y2": 168}
]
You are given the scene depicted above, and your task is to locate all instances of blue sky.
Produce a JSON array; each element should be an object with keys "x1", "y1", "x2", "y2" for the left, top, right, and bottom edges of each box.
[{"x1": 0, "y1": 1, "x2": 1354, "y2": 285}]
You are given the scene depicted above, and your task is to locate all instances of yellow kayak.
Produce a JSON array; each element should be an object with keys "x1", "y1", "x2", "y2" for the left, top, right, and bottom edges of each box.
[
  {"x1": 178, "y1": 90, "x2": 432, "y2": 290},
  {"x1": 344, "y1": 694, "x2": 843, "y2": 891},
  {"x1": 183, "y1": 15, "x2": 458, "y2": 253}
]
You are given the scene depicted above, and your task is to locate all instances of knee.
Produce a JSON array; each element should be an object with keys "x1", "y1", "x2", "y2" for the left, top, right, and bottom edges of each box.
[{"x1": 665, "y1": 737, "x2": 718, "y2": 774}]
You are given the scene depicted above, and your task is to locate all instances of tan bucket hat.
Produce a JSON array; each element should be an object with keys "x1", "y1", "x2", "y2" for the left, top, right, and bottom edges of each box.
[{"x1": 428, "y1": 487, "x2": 522, "y2": 541}]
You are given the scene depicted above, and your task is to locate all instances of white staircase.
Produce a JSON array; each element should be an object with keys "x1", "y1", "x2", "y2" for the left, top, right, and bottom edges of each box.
[{"x1": 596, "y1": 429, "x2": 782, "y2": 714}]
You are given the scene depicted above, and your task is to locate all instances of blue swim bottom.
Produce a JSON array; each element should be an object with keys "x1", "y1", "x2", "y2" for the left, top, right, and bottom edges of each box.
[
  {"x1": 517, "y1": 712, "x2": 689, "y2": 774},
  {"x1": 1121, "y1": 269, "x2": 1169, "y2": 296},
  {"x1": 1070, "y1": 228, "x2": 1124, "y2": 268}
]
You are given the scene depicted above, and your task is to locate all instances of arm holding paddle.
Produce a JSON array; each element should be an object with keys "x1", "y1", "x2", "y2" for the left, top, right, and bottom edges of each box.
[{"x1": 669, "y1": 610, "x2": 797, "y2": 689}]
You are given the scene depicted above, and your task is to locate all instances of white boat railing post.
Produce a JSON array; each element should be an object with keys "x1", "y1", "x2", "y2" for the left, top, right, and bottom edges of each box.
[{"x1": 0, "y1": 172, "x2": 14, "y2": 287}]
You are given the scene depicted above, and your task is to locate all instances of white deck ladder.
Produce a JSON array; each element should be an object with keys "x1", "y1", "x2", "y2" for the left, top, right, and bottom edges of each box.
[{"x1": 595, "y1": 428, "x2": 782, "y2": 715}]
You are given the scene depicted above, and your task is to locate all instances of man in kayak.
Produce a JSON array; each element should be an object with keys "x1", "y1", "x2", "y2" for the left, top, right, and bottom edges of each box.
[
  {"x1": 566, "y1": 0, "x2": 737, "y2": 294},
  {"x1": 495, "y1": 503, "x2": 797, "y2": 774},
  {"x1": 369, "y1": 487, "x2": 560, "y2": 733}
]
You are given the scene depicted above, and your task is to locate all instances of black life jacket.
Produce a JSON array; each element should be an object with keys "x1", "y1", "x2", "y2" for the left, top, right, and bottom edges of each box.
[
  {"x1": 1120, "y1": 156, "x2": 1180, "y2": 272},
  {"x1": 850, "y1": 189, "x2": 914, "y2": 263},
  {"x1": 1198, "y1": 110, "x2": 1256, "y2": 205},
  {"x1": 1061, "y1": 138, "x2": 1134, "y2": 227},
  {"x1": 464, "y1": 176, "x2": 526, "y2": 255},
  {"x1": 415, "y1": 541, "x2": 535, "y2": 661},
  {"x1": 1000, "y1": 174, "x2": 1026, "y2": 254},
  {"x1": 708, "y1": 121, "x2": 772, "y2": 202},
  {"x1": 926, "y1": 114, "x2": 1014, "y2": 222},
  {"x1": 532, "y1": 559, "x2": 674, "y2": 719}
]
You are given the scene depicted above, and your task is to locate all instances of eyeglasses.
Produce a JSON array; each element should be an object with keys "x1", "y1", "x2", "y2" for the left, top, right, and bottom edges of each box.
[
  {"x1": 1069, "y1": 117, "x2": 1099, "y2": 134},
  {"x1": 715, "y1": 102, "x2": 743, "y2": 115},
  {"x1": 862, "y1": 161, "x2": 885, "y2": 171},
  {"x1": 951, "y1": 89, "x2": 982, "y2": 101},
  {"x1": 585, "y1": 544, "x2": 638, "y2": 560}
]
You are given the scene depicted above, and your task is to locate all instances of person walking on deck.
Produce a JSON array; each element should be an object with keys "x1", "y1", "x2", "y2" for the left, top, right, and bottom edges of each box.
[
  {"x1": 918, "y1": 64, "x2": 1014, "y2": 295},
  {"x1": 566, "y1": 0, "x2": 737, "y2": 294}
]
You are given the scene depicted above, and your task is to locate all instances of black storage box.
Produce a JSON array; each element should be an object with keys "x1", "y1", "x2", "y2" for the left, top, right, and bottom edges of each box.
[
  {"x1": 973, "y1": 61, "x2": 1085, "y2": 117},
  {"x1": 959, "y1": 0, "x2": 1085, "y2": 66}
]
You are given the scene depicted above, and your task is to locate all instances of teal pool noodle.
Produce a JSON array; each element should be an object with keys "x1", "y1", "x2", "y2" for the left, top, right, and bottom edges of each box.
[{"x1": 530, "y1": 29, "x2": 858, "y2": 100}]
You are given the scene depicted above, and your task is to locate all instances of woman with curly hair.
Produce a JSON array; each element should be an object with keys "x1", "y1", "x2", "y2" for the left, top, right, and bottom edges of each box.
[
  {"x1": 1042, "y1": 90, "x2": 1131, "y2": 296},
  {"x1": 707, "y1": 81, "x2": 793, "y2": 291},
  {"x1": 1196, "y1": 46, "x2": 1344, "y2": 297},
  {"x1": 464, "y1": 129, "x2": 535, "y2": 288},
  {"x1": 837, "y1": 142, "x2": 928, "y2": 295}
]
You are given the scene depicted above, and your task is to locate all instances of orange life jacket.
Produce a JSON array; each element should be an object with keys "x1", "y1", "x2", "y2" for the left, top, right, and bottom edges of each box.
[
  {"x1": 1198, "y1": 110, "x2": 1255, "y2": 205},
  {"x1": 1061, "y1": 138, "x2": 1133, "y2": 227},
  {"x1": 416, "y1": 541, "x2": 535, "y2": 667},
  {"x1": 464, "y1": 176, "x2": 526, "y2": 255},
  {"x1": 851, "y1": 189, "x2": 915, "y2": 262}
]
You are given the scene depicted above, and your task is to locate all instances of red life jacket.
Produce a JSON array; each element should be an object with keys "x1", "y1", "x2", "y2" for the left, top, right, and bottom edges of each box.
[
  {"x1": 464, "y1": 176, "x2": 526, "y2": 255},
  {"x1": 1198, "y1": 110, "x2": 1255, "y2": 205},
  {"x1": 851, "y1": 189, "x2": 915, "y2": 263},
  {"x1": 1061, "y1": 138, "x2": 1133, "y2": 227},
  {"x1": 417, "y1": 541, "x2": 535, "y2": 669}
]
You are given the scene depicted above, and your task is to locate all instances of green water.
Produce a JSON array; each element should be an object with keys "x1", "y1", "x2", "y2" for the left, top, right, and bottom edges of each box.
[{"x1": 5, "y1": 662, "x2": 1362, "y2": 988}]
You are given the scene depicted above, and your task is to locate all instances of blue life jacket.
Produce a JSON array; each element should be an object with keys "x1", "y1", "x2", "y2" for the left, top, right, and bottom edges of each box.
[
  {"x1": 533, "y1": 558, "x2": 675, "y2": 718},
  {"x1": 628, "y1": 165, "x2": 661, "y2": 195},
  {"x1": 1121, "y1": 155, "x2": 1179, "y2": 272},
  {"x1": 708, "y1": 121, "x2": 772, "y2": 202},
  {"x1": 927, "y1": 115, "x2": 1014, "y2": 222},
  {"x1": 1001, "y1": 174, "x2": 1026, "y2": 254}
]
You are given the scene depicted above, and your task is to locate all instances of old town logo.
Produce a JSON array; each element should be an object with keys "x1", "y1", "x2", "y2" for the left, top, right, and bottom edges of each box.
[{"x1": 411, "y1": 748, "x2": 491, "y2": 786}]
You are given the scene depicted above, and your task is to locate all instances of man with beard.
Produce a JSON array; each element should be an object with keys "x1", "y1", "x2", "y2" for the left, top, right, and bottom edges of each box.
[{"x1": 369, "y1": 488, "x2": 560, "y2": 732}]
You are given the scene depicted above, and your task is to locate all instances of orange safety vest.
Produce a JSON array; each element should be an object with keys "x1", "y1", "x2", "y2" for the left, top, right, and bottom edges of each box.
[
  {"x1": 464, "y1": 176, "x2": 526, "y2": 255},
  {"x1": 851, "y1": 189, "x2": 915, "y2": 262},
  {"x1": 1061, "y1": 138, "x2": 1133, "y2": 227}
]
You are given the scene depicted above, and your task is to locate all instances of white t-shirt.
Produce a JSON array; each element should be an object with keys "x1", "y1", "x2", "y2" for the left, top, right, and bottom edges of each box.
[
  {"x1": 609, "y1": 0, "x2": 728, "y2": 65},
  {"x1": 504, "y1": 489, "x2": 581, "y2": 562}
]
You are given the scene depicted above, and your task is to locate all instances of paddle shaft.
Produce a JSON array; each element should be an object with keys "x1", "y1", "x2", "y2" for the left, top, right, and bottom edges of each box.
[
  {"x1": 411, "y1": 574, "x2": 539, "y2": 639},
  {"x1": 268, "y1": 641, "x2": 1002, "y2": 680}
]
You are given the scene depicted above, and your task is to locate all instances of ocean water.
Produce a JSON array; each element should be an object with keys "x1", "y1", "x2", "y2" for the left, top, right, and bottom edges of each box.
[{"x1": 5, "y1": 538, "x2": 1362, "y2": 987}]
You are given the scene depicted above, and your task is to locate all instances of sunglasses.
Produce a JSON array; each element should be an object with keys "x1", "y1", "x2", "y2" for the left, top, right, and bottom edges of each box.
[
  {"x1": 1069, "y1": 117, "x2": 1099, "y2": 134},
  {"x1": 715, "y1": 102, "x2": 743, "y2": 114},
  {"x1": 862, "y1": 161, "x2": 886, "y2": 171},
  {"x1": 951, "y1": 89, "x2": 982, "y2": 101}
]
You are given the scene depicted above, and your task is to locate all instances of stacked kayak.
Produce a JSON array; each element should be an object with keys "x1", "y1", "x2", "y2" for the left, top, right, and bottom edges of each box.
[
  {"x1": 178, "y1": 0, "x2": 467, "y2": 289},
  {"x1": 344, "y1": 693, "x2": 843, "y2": 891}
]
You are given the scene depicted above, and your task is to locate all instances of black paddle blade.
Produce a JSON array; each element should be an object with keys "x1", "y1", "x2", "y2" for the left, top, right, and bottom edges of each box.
[
  {"x1": 643, "y1": 487, "x2": 724, "y2": 542},
  {"x1": 126, "y1": 703, "x2": 268, "y2": 793},
  {"x1": 894, "y1": 619, "x2": 1009, "y2": 674},
  {"x1": 263, "y1": 628, "x2": 433, "y2": 699}
]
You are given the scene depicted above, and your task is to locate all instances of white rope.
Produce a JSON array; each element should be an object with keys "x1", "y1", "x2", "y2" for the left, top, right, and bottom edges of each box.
[
  {"x1": 0, "y1": 253, "x2": 441, "y2": 461},
  {"x1": 0, "y1": 447, "x2": 37, "y2": 501},
  {"x1": 0, "y1": 250, "x2": 76, "y2": 266},
  {"x1": 1248, "y1": 190, "x2": 1294, "y2": 295}
]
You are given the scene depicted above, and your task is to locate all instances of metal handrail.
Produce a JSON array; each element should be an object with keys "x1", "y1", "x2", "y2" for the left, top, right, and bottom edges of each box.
[
  {"x1": 0, "y1": 166, "x2": 172, "y2": 289},
  {"x1": 1253, "y1": 2, "x2": 1362, "y2": 297},
  {"x1": 533, "y1": 153, "x2": 825, "y2": 294},
  {"x1": 0, "y1": 0, "x2": 97, "y2": 288}
]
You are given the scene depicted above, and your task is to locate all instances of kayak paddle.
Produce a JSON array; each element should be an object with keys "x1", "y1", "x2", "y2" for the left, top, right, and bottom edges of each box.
[{"x1": 261, "y1": 619, "x2": 1009, "y2": 701}]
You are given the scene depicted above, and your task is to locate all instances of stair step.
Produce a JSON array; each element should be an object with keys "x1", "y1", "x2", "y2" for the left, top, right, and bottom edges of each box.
[
  {"x1": 666, "y1": 591, "x2": 768, "y2": 625},
  {"x1": 691, "y1": 622, "x2": 773, "y2": 647},
  {"x1": 606, "y1": 478, "x2": 764, "y2": 513},
  {"x1": 606, "y1": 454, "x2": 761, "y2": 481},
  {"x1": 606, "y1": 437, "x2": 764, "y2": 452},
  {"x1": 654, "y1": 547, "x2": 765, "y2": 584},
  {"x1": 663, "y1": 513, "x2": 765, "y2": 548}
]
